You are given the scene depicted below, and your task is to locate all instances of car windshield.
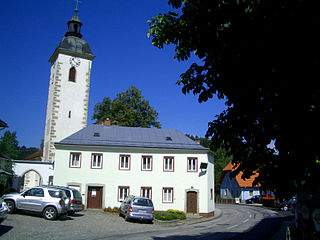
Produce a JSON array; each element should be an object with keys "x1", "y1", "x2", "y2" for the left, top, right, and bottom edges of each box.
[
  {"x1": 132, "y1": 198, "x2": 153, "y2": 207},
  {"x1": 72, "y1": 190, "x2": 82, "y2": 198}
]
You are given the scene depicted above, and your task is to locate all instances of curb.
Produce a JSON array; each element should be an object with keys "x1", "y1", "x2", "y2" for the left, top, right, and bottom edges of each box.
[
  {"x1": 185, "y1": 208, "x2": 223, "y2": 226},
  {"x1": 154, "y1": 208, "x2": 223, "y2": 225}
]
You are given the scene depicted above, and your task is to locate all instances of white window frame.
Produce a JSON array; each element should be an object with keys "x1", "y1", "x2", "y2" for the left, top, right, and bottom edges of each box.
[
  {"x1": 70, "y1": 152, "x2": 81, "y2": 168},
  {"x1": 141, "y1": 156, "x2": 152, "y2": 171},
  {"x1": 187, "y1": 157, "x2": 198, "y2": 172},
  {"x1": 91, "y1": 153, "x2": 103, "y2": 169},
  {"x1": 162, "y1": 187, "x2": 173, "y2": 203},
  {"x1": 119, "y1": 155, "x2": 130, "y2": 170},
  {"x1": 141, "y1": 187, "x2": 152, "y2": 199},
  {"x1": 163, "y1": 157, "x2": 174, "y2": 172},
  {"x1": 118, "y1": 186, "x2": 129, "y2": 202}
]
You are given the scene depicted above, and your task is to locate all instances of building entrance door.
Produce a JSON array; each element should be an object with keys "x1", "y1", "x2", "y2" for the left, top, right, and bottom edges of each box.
[
  {"x1": 186, "y1": 191, "x2": 198, "y2": 214},
  {"x1": 87, "y1": 186, "x2": 103, "y2": 209}
]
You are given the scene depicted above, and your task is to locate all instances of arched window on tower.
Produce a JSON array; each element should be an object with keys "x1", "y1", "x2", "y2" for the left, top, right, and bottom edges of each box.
[{"x1": 68, "y1": 67, "x2": 76, "y2": 82}]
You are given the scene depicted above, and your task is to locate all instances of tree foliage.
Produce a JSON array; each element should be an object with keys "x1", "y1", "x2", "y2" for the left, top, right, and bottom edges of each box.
[
  {"x1": 0, "y1": 130, "x2": 39, "y2": 160},
  {"x1": 0, "y1": 120, "x2": 8, "y2": 131},
  {"x1": 92, "y1": 86, "x2": 161, "y2": 128},
  {"x1": 148, "y1": 0, "x2": 320, "y2": 197},
  {"x1": 0, "y1": 131, "x2": 19, "y2": 159}
]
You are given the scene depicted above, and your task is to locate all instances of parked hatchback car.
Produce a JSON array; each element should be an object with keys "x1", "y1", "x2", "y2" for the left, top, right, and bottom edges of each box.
[
  {"x1": 44, "y1": 185, "x2": 83, "y2": 215},
  {"x1": 119, "y1": 195, "x2": 154, "y2": 223},
  {"x1": 246, "y1": 195, "x2": 262, "y2": 204},
  {"x1": 0, "y1": 197, "x2": 8, "y2": 224},
  {"x1": 2, "y1": 186, "x2": 69, "y2": 220}
]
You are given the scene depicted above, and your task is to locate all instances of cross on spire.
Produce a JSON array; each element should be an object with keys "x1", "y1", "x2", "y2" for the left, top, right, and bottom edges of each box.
[{"x1": 74, "y1": 0, "x2": 81, "y2": 11}]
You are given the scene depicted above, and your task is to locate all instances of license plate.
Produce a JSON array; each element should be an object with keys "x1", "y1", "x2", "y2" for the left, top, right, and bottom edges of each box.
[{"x1": 139, "y1": 210, "x2": 147, "y2": 213}]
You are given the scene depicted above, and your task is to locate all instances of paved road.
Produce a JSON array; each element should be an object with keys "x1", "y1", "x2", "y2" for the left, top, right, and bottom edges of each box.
[{"x1": 0, "y1": 204, "x2": 289, "y2": 240}]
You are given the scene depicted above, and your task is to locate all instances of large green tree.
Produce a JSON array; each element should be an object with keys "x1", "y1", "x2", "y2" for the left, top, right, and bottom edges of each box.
[
  {"x1": 92, "y1": 86, "x2": 161, "y2": 128},
  {"x1": 148, "y1": 0, "x2": 320, "y2": 197}
]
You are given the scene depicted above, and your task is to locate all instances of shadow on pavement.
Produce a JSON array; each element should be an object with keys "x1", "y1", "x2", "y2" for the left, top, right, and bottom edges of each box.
[
  {"x1": 152, "y1": 216, "x2": 294, "y2": 240},
  {"x1": 0, "y1": 225, "x2": 13, "y2": 237}
]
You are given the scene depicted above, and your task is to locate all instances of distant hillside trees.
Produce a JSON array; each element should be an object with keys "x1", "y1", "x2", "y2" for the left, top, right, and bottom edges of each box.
[{"x1": 0, "y1": 131, "x2": 39, "y2": 160}]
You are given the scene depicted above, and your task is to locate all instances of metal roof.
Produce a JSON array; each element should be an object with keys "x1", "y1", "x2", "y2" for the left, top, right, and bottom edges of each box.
[{"x1": 56, "y1": 125, "x2": 207, "y2": 151}]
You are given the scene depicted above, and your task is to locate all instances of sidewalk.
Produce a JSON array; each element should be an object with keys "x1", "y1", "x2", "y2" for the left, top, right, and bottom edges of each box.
[
  {"x1": 271, "y1": 218, "x2": 295, "y2": 240},
  {"x1": 174, "y1": 207, "x2": 223, "y2": 226}
]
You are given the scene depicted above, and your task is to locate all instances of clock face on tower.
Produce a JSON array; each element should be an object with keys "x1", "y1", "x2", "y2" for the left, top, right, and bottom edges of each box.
[{"x1": 69, "y1": 57, "x2": 81, "y2": 67}]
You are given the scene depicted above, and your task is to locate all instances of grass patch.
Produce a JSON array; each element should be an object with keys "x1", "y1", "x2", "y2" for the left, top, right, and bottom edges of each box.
[{"x1": 154, "y1": 210, "x2": 186, "y2": 221}]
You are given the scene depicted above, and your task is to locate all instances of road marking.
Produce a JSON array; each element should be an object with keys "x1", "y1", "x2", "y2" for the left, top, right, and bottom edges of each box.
[
  {"x1": 243, "y1": 219, "x2": 249, "y2": 223},
  {"x1": 226, "y1": 224, "x2": 239, "y2": 230},
  {"x1": 195, "y1": 233, "x2": 212, "y2": 239}
]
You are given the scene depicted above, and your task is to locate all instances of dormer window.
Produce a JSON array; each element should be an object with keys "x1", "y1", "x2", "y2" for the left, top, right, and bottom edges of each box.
[{"x1": 68, "y1": 67, "x2": 76, "y2": 82}]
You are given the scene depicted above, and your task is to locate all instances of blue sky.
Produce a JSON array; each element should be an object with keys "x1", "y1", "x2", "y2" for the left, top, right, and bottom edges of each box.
[{"x1": 0, "y1": 0, "x2": 226, "y2": 149}]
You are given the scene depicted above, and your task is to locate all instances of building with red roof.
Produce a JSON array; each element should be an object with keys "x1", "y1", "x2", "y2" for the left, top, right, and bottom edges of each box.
[{"x1": 216, "y1": 161, "x2": 260, "y2": 202}]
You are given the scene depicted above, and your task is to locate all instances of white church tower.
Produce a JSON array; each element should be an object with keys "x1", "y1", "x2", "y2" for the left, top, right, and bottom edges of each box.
[{"x1": 43, "y1": 8, "x2": 95, "y2": 162}]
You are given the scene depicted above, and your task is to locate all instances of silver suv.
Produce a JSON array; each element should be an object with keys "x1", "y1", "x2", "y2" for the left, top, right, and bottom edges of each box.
[
  {"x1": 119, "y1": 195, "x2": 154, "y2": 223},
  {"x1": 45, "y1": 186, "x2": 83, "y2": 215},
  {"x1": 2, "y1": 186, "x2": 69, "y2": 220}
]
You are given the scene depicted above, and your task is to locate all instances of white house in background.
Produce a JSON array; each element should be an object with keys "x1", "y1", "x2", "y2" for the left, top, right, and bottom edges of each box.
[{"x1": 53, "y1": 122, "x2": 215, "y2": 217}]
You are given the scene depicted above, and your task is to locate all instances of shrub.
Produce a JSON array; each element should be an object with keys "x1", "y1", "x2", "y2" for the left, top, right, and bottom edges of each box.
[
  {"x1": 154, "y1": 210, "x2": 186, "y2": 221},
  {"x1": 167, "y1": 209, "x2": 184, "y2": 214},
  {"x1": 262, "y1": 198, "x2": 275, "y2": 207}
]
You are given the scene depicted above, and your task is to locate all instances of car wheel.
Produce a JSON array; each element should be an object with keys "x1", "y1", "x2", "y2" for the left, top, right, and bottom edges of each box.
[
  {"x1": 43, "y1": 206, "x2": 57, "y2": 220},
  {"x1": 5, "y1": 200, "x2": 15, "y2": 214}
]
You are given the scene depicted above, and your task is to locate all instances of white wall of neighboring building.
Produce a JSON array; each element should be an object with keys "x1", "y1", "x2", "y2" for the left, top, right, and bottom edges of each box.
[
  {"x1": 12, "y1": 160, "x2": 54, "y2": 191},
  {"x1": 54, "y1": 146, "x2": 215, "y2": 216}
]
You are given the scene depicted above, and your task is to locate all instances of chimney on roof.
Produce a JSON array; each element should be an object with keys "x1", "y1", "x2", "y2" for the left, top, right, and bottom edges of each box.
[
  {"x1": 103, "y1": 119, "x2": 111, "y2": 126},
  {"x1": 97, "y1": 118, "x2": 111, "y2": 126}
]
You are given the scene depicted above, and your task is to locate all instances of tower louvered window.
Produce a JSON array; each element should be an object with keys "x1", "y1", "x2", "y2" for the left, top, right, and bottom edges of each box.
[{"x1": 68, "y1": 67, "x2": 76, "y2": 82}]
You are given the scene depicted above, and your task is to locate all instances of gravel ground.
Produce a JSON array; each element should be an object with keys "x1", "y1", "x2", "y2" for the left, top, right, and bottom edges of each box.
[{"x1": 0, "y1": 210, "x2": 202, "y2": 240}]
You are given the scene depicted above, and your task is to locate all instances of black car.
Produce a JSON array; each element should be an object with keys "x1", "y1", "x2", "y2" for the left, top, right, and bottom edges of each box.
[{"x1": 246, "y1": 195, "x2": 261, "y2": 204}]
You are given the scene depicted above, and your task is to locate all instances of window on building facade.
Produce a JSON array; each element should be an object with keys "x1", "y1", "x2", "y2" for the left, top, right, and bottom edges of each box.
[
  {"x1": 91, "y1": 153, "x2": 103, "y2": 169},
  {"x1": 210, "y1": 188, "x2": 213, "y2": 200},
  {"x1": 141, "y1": 187, "x2": 152, "y2": 199},
  {"x1": 118, "y1": 186, "x2": 129, "y2": 202},
  {"x1": 162, "y1": 187, "x2": 173, "y2": 203},
  {"x1": 68, "y1": 67, "x2": 76, "y2": 82},
  {"x1": 187, "y1": 157, "x2": 198, "y2": 172},
  {"x1": 70, "y1": 152, "x2": 81, "y2": 168},
  {"x1": 141, "y1": 156, "x2": 152, "y2": 171},
  {"x1": 119, "y1": 155, "x2": 130, "y2": 170},
  {"x1": 163, "y1": 157, "x2": 174, "y2": 172}
]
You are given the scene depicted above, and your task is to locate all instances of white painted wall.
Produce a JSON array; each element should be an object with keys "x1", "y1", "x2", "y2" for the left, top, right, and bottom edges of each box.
[
  {"x1": 54, "y1": 146, "x2": 215, "y2": 215},
  {"x1": 12, "y1": 160, "x2": 54, "y2": 191}
]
